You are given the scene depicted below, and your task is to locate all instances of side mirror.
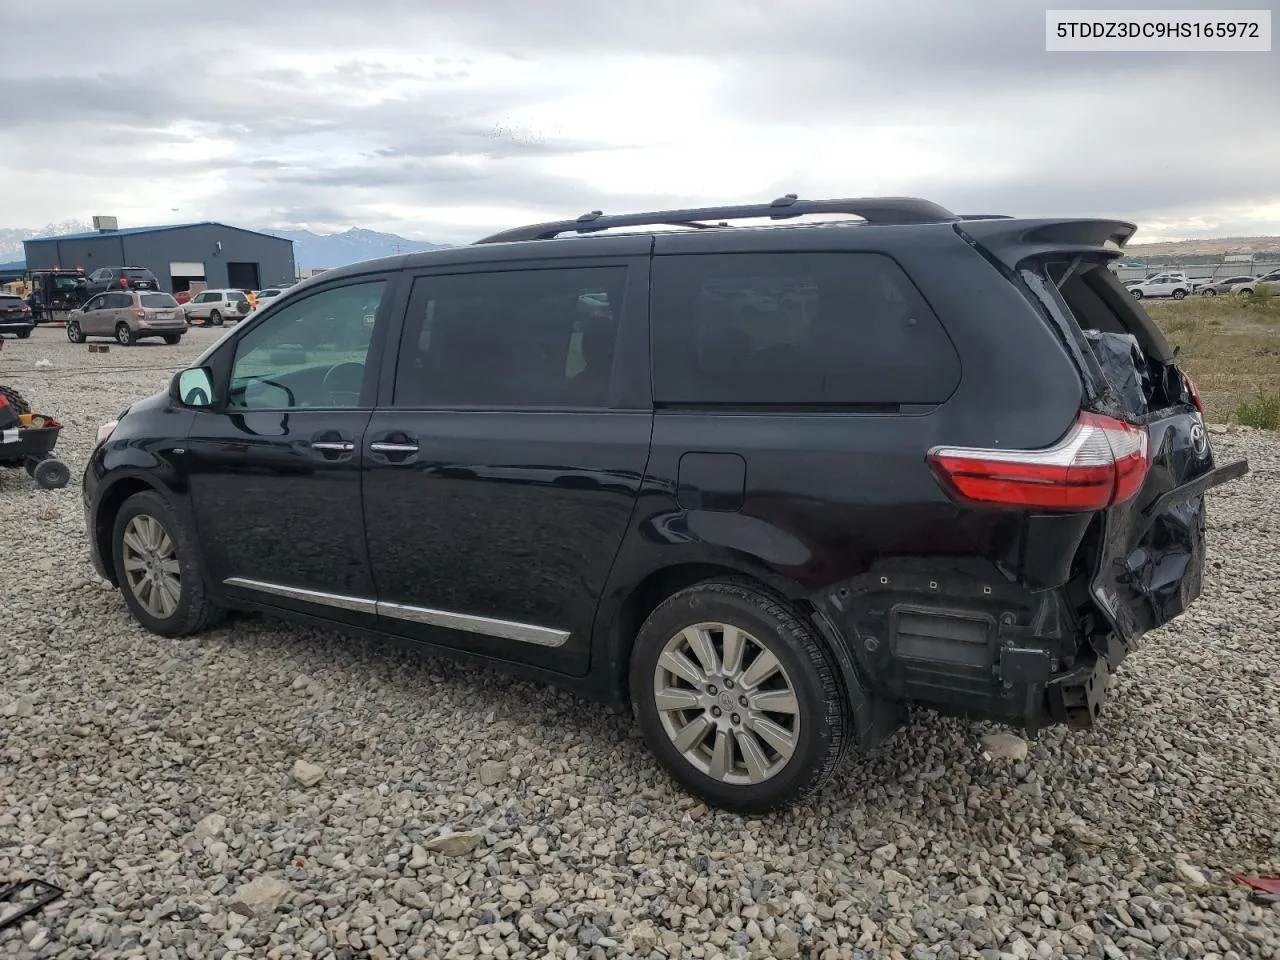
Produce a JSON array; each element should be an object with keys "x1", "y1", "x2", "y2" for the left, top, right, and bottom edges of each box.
[{"x1": 173, "y1": 367, "x2": 215, "y2": 408}]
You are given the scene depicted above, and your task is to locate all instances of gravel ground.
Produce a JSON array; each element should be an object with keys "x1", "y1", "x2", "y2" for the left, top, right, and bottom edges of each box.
[{"x1": 2, "y1": 325, "x2": 1278, "y2": 960}]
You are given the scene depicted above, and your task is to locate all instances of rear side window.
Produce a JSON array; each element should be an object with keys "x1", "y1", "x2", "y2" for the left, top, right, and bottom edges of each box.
[
  {"x1": 106, "y1": 292, "x2": 132, "y2": 308},
  {"x1": 650, "y1": 253, "x2": 959, "y2": 405},
  {"x1": 393, "y1": 266, "x2": 626, "y2": 408}
]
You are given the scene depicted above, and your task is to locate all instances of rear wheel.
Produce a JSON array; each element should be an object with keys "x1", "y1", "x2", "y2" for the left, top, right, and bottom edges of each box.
[
  {"x1": 111, "y1": 490, "x2": 226, "y2": 637},
  {"x1": 162, "y1": 334, "x2": 182, "y2": 345},
  {"x1": 209, "y1": 310, "x2": 223, "y2": 327},
  {"x1": 1203, "y1": 288, "x2": 1217, "y2": 297},
  {"x1": 115, "y1": 323, "x2": 135, "y2": 346},
  {"x1": 630, "y1": 579, "x2": 850, "y2": 813},
  {"x1": 66, "y1": 320, "x2": 86, "y2": 343},
  {"x1": 33, "y1": 458, "x2": 70, "y2": 490},
  {"x1": 16, "y1": 328, "x2": 31, "y2": 339},
  {"x1": 1172, "y1": 289, "x2": 1186, "y2": 300}
]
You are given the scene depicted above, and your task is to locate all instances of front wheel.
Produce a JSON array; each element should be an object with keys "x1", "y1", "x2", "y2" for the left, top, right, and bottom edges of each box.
[
  {"x1": 1131, "y1": 288, "x2": 1144, "y2": 299},
  {"x1": 209, "y1": 310, "x2": 223, "y2": 327},
  {"x1": 66, "y1": 321, "x2": 86, "y2": 344},
  {"x1": 1172, "y1": 289, "x2": 1186, "y2": 300},
  {"x1": 630, "y1": 579, "x2": 850, "y2": 814},
  {"x1": 111, "y1": 490, "x2": 225, "y2": 637},
  {"x1": 115, "y1": 323, "x2": 135, "y2": 346}
]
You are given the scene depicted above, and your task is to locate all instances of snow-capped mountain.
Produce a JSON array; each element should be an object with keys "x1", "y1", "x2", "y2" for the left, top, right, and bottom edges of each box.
[
  {"x1": 0, "y1": 220, "x2": 92, "y2": 263},
  {"x1": 265, "y1": 228, "x2": 450, "y2": 269}
]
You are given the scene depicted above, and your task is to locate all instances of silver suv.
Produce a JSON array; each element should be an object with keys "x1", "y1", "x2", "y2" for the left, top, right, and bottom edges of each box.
[
  {"x1": 182, "y1": 289, "x2": 252, "y2": 326},
  {"x1": 66, "y1": 291, "x2": 188, "y2": 346}
]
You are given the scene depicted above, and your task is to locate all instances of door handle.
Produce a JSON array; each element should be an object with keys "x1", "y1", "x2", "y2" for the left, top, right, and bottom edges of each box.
[
  {"x1": 370, "y1": 441, "x2": 418, "y2": 453},
  {"x1": 311, "y1": 441, "x2": 355, "y2": 452}
]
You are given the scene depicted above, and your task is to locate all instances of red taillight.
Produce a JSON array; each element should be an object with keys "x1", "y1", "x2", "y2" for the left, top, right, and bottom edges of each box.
[
  {"x1": 132, "y1": 307, "x2": 145, "y2": 319},
  {"x1": 1183, "y1": 372, "x2": 1204, "y2": 413},
  {"x1": 120, "y1": 277, "x2": 129, "y2": 287},
  {"x1": 20, "y1": 305, "x2": 30, "y2": 314},
  {"x1": 928, "y1": 413, "x2": 1150, "y2": 512}
]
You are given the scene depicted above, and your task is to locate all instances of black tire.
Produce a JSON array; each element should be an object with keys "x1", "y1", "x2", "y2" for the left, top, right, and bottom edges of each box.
[
  {"x1": 16, "y1": 329, "x2": 31, "y2": 339},
  {"x1": 0, "y1": 385, "x2": 30, "y2": 416},
  {"x1": 115, "y1": 323, "x2": 135, "y2": 346},
  {"x1": 1131, "y1": 289, "x2": 1143, "y2": 299},
  {"x1": 1203, "y1": 288, "x2": 1217, "y2": 297},
  {"x1": 1172, "y1": 289, "x2": 1186, "y2": 300},
  {"x1": 66, "y1": 320, "x2": 86, "y2": 344},
  {"x1": 33, "y1": 458, "x2": 70, "y2": 490},
  {"x1": 629, "y1": 578, "x2": 850, "y2": 814},
  {"x1": 163, "y1": 334, "x2": 182, "y2": 345},
  {"x1": 110, "y1": 490, "x2": 226, "y2": 637},
  {"x1": 209, "y1": 310, "x2": 223, "y2": 327}
]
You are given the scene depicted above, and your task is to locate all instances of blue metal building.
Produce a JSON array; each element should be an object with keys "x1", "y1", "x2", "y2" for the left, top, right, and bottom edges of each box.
[{"x1": 22, "y1": 222, "x2": 296, "y2": 294}]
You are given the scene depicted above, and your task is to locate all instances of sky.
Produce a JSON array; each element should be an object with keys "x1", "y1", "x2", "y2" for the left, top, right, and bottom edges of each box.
[{"x1": 2, "y1": 0, "x2": 1278, "y2": 245}]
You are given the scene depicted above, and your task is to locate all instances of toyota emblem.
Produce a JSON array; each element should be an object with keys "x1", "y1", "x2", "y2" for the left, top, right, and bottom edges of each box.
[{"x1": 1190, "y1": 421, "x2": 1208, "y2": 457}]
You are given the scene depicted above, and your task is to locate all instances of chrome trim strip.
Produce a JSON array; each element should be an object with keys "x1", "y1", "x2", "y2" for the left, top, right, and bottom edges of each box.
[
  {"x1": 376, "y1": 601, "x2": 570, "y2": 648},
  {"x1": 370, "y1": 442, "x2": 419, "y2": 453},
  {"x1": 222, "y1": 577, "x2": 377, "y2": 614},
  {"x1": 222, "y1": 577, "x2": 570, "y2": 647}
]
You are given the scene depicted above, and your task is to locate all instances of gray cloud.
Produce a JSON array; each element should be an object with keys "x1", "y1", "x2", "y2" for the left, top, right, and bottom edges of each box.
[{"x1": 2, "y1": 0, "x2": 1278, "y2": 242}]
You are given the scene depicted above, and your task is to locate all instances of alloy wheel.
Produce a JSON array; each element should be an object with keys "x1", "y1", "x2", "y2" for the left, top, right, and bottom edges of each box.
[
  {"x1": 121, "y1": 514, "x2": 181, "y2": 619},
  {"x1": 652, "y1": 622, "x2": 801, "y2": 785}
]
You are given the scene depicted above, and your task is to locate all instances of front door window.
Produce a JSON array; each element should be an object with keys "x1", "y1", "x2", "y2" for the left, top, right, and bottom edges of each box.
[{"x1": 227, "y1": 280, "x2": 388, "y2": 409}]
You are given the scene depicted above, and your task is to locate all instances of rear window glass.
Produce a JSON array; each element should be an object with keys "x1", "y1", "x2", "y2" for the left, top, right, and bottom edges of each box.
[
  {"x1": 141, "y1": 293, "x2": 178, "y2": 308},
  {"x1": 229, "y1": 291, "x2": 248, "y2": 302},
  {"x1": 650, "y1": 252, "x2": 960, "y2": 406},
  {"x1": 0, "y1": 296, "x2": 24, "y2": 305},
  {"x1": 122, "y1": 269, "x2": 155, "y2": 279}
]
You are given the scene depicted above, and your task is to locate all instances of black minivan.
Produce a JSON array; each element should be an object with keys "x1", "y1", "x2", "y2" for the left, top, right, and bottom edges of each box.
[{"x1": 83, "y1": 196, "x2": 1248, "y2": 812}]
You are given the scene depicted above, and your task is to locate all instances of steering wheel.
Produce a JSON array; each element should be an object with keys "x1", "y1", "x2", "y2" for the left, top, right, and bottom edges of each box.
[{"x1": 322, "y1": 361, "x2": 365, "y2": 407}]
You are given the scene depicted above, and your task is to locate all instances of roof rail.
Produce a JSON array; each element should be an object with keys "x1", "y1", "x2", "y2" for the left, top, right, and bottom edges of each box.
[{"x1": 473, "y1": 194, "x2": 959, "y2": 244}]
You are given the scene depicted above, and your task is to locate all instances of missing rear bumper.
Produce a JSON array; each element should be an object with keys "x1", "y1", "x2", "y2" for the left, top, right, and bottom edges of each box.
[{"x1": 1046, "y1": 655, "x2": 1112, "y2": 729}]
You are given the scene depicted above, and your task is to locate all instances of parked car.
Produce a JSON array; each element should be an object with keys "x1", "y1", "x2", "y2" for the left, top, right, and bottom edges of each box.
[
  {"x1": 1231, "y1": 270, "x2": 1280, "y2": 296},
  {"x1": 1198, "y1": 275, "x2": 1257, "y2": 297},
  {"x1": 174, "y1": 290, "x2": 195, "y2": 305},
  {"x1": 66, "y1": 291, "x2": 188, "y2": 346},
  {"x1": 82, "y1": 195, "x2": 1249, "y2": 812},
  {"x1": 84, "y1": 266, "x2": 161, "y2": 295},
  {"x1": 0, "y1": 294, "x2": 35, "y2": 338},
  {"x1": 1128, "y1": 273, "x2": 1192, "y2": 300},
  {"x1": 252, "y1": 287, "x2": 288, "y2": 309},
  {"x1": 182, "y1": 289, "x2": 252, "y2": 326}
]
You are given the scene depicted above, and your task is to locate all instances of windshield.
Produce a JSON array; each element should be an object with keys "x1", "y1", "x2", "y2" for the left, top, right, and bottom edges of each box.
[{"x1": 141, "y1": 293, "x2": 178, "y2": 308}]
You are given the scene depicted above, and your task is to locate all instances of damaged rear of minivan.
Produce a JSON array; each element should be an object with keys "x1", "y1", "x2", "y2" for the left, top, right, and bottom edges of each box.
[{"x1": 902, "y1": 218, "x2": 1249, "y2": 735}]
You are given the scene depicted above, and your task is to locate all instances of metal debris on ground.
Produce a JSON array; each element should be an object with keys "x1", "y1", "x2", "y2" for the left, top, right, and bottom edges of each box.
[{"x1": 0, "y1": 879, "x2": 64, "y2": 932}]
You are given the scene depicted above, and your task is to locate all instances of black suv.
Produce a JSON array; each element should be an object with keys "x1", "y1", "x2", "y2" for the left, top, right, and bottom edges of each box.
[
  {"x1": 82, "y1": 196, "x2": 1249, "y2": 812},
  {"x1": 85, "y1": 266, "x2": 161, "y2": 295}
]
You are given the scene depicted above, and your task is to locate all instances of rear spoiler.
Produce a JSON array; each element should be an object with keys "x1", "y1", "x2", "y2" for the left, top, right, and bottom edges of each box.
[{"x1": 954, "y1": 218, "x2": 1137, "y2": 271}]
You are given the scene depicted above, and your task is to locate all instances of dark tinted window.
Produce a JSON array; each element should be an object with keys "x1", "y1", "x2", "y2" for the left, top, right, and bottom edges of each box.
[
  {"x1": 393, "y1": 267, "x2": 626, "y2": 408},
  {"x1": 141, "y1": 293, "x2": 178, "y2": 308},
  {"x1": 228, "y1": 291, "x2": 248, "y2": 302},
  {"x1": 122, "y1": 268, "x2": 155, "y2": 280},
  {"x1": 106, "y1": 293, "x2": 132, "y2": 308},
  {"x1": 650, "y1": 252, "x2": 959, "y2": 405},
  {"x1": 0, "y1": 296, "x2": 23, "y2": 306}
]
